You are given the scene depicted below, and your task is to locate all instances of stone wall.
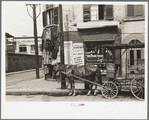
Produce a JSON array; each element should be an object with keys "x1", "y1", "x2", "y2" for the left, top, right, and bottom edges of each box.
[{"x1": 7, "y1": 53, "x2": 42, "y2": 72}]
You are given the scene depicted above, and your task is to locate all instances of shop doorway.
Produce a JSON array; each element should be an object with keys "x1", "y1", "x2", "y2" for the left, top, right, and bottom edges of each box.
[{"x1": 127, "y1": 39, "x2": 145, "y2": 75}]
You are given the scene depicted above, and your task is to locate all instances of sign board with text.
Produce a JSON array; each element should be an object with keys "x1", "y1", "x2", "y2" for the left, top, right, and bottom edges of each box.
[
  {"x1": 73, "y1": 43, "x2": 84, "y2": 66},
  {"x1": 64, "y1": 41, "x2": 73, "y2": 65}
]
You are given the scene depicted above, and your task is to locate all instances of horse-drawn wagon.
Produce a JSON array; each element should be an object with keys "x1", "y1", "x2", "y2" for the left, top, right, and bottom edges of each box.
[{"x1": 60, "y1": 43, "x2": 145, "y2": 100}]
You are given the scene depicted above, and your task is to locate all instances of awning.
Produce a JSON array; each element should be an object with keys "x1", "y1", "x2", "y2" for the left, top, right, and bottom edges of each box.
[
  {"x1": 101, "y1": 43, "x2": 145, "y2": 49},
  {"x1": 77, "y1": 21, "x2": 119, "y2": 29},
  {"x1": 84, "y1": 39, "x2": 115, "y2": 42}
]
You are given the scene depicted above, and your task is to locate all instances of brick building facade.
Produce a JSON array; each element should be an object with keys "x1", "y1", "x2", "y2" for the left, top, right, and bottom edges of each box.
[{"x1": 42, "y1": 3, "x2": 145, "y2": 78}]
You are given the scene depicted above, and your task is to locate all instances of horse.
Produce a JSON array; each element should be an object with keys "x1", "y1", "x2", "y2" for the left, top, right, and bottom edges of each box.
[{"x1": 59, "y1": 64, "x2": 102, "y2": 96}]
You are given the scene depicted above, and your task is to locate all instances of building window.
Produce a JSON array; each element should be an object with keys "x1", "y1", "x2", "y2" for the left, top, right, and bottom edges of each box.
[
  {"x1": 42, "y1": 11, "x2": 47, "y2": 27},
  {"x1": 98, "y1": 5, "x2": 104, "y2": 20},
  {"x1": 83, "y1": 5, "x2": 91, "y2": 22},
  {"x1": 39, "y1": 44, "x2": 42, "y2": 52},
  {"x1": 130, "y1": 50, "x2": 134, "y2": 65},
  {"x1": 98, "y1": 5, "x2": 113, "y2": 20},
  {"x1": 83, "y1": 4, "x2": 113, "y2": 22},
  {"x1": 42, "y1": 7, "x2": 58, "y2": 27},
  {"x1": 129, "y1": 39, "x2": 142, "y2": 45},
  {"x1": 31, "y1": 45, "x2": 35, "y2": 53},
  {"x1": 53, "y1": 7, "x2": 58, "y2": 24},
  {"x1": 19, "y1": 45, "x2": 26, "y2": 52},
  {"x1": 137, "y1": 50, "x2": 141, "y2": 59},
  {"x1": 104, "y1": 5, "x2": 113, "y2": 20},
  {"x1": 126, "y1": 5, "x2": 144, "y2": 19}
]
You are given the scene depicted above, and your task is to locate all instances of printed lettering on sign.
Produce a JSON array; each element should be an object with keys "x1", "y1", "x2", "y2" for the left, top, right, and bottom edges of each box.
[{"x1": 73, "y1": 43, "x2": 84, "y2": 66}]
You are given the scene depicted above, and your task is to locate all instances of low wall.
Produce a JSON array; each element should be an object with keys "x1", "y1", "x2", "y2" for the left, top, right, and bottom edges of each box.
[{"x1": 7, "y1": 53, "x2": 42, "y2": 72}]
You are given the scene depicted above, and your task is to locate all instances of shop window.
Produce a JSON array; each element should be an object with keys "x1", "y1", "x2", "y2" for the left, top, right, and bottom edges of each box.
[
  {"x1": 83, "y1": 4, "x2": 113, "y2": 22},
  {"x1": 19, "y1": 45, "x2": 26, "y2": 52},
  {"x1": 42, "y1": 7, "x2": 58, "y2": 27},
  {"x1": 84, "y1": 42, "x2": 114, "y2": 64},
  {"x1": 126, "y1": 5, "x2": 144, "y2": 19}
]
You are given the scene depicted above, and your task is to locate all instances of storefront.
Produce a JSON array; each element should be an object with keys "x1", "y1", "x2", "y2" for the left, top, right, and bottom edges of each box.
[
  {"x1": 122, "y1": 33, "x2": 145, "y2": 78},
  {"x1": 77, "y1": 21, "x2": 121, "y2": 77}
]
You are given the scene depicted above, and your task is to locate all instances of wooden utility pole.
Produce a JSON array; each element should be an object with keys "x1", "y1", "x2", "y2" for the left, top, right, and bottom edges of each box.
[
  {"x1": 33, "y1": 5, "x2": 40, "y2": 79},
  {"x1": 58, "y1": 4, "x2": 66, "y2": 89},
  {"x1": 26, "y1": 4, "x2": 40, "y2": 79}
]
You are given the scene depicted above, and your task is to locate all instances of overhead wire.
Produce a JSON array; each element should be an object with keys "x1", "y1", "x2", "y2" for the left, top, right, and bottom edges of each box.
[
  {"x1": 5, "y1": 4, "x2": 42, "y2": 36},
  {"x1": 26, "y1": 5, "x2": 33, "y2": 19},
  {"x1": 5, "y1": 16, "x2": 42, "y2": 22},
  {"x1": 26, "y1": 4, "x2": 41, "y2": 19}
]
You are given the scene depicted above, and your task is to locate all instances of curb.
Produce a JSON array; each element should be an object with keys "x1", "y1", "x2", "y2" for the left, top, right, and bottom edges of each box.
[
  {"x1": 6, "y1": 89, "x2": 101, "y2": 96},
  {"x1": 6, "y1": 91, "x2": 69, "y2": 96},
  {"x1": 6, "y1": 68, "x2": 44, "y2": 76}
]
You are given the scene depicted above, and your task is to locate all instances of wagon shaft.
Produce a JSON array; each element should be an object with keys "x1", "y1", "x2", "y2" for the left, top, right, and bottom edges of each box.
[{"x1": 61, "y1": 71, "x2": 102, "y2": 88}]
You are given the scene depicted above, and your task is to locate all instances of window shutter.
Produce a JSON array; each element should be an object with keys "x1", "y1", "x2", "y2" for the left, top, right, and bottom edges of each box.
[
  {"x1": 105, "y1": 5, "x2": 113, "y2": 20},
  {"x1": 91, "y1": 5, "x2": 98, "y2": 20},
  {"x1": 83, "y1": 5, "x2": 91, "y2": 22},
  {"x1": 48, "y1": 10, "x2": 51, "y2": 24},
  {"x1": 127, "y1": 5, "x2": 134, "y2": 17},
  {"x1": 51, "y1": 9, "x2": 54, "y2": 24},
  {"x1": 42, "y1": 11, "x2": 47, "y2": 27},
  {"x1": 134, "y1": 5, "x2": 144, "y2": 17}
]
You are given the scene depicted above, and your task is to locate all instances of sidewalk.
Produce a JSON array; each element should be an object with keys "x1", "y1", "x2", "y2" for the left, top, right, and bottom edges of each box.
[
  {"x1": 6, "y1": 68, "x2": 44, "y2": 76},
  {"x1": 6, "y1": 77, "x2": 95, "y2": 96}
]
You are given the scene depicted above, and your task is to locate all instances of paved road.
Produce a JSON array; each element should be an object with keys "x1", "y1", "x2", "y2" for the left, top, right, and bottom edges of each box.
[
  {"x1": 6, "y1": 93, "x2": 140, "y2": 102},
  {"x1": 6, "y1": 69, "x2": 44, "y2": 87}
]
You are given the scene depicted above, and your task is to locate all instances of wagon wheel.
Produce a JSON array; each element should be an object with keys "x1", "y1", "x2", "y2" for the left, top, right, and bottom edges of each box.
[
  {"x1": 101, "y1": 81, "x2": 118, "y2": 99},
  {"x1": 131, "y1": 77, "x2": 144, "y2": 100},
  {"x1": 112, "y1": 80, "x2": 122, "y2": 93}
]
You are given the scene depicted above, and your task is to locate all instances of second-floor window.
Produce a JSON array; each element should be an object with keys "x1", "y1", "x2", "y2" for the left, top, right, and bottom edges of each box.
[
  {"x1": 126, "y1": 5, "x2": 144, "y2": 19},
  {"x1": 42, "y1": 7, "x2": 58, "y2": 27},
  {"x1": 98, "y1": 5, "x2": 113, "y2": 20},
  {"x1": 49, "y1": 7, "x2": 58, "y2": 24},
  {"x1": 83, "y1": 4, "x2": 113, "y2": 22}
]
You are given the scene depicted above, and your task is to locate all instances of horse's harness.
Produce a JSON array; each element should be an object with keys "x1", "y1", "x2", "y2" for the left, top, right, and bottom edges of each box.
[{"x1": 69, "y1": 65, "x2": 97, "y2": 78}]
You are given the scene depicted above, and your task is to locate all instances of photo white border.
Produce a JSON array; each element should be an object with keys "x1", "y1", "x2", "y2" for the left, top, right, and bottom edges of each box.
[{"x1": 1, "y1": 1, "x2": 148, "y2": 119}]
